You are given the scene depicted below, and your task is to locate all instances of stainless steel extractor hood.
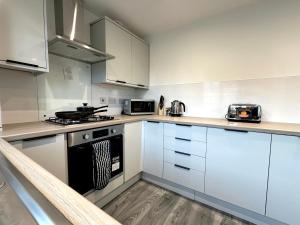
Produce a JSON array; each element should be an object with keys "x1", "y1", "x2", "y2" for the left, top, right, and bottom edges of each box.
[{"x1": 48, "y1": 0, "x2": 114, "y2": 64}]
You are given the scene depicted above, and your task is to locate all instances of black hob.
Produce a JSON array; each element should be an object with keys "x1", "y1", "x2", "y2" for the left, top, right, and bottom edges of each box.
[{"x1": 46, "y1": 115, "x2": 115, "y2": 125}]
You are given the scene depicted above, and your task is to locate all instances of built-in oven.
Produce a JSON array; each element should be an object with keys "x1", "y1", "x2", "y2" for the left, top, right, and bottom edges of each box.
[
  {"x1": 123, "y1": 99, "x2": 155, "y2": 115},
  {"x1": 67, "y1": 125, "x2": 123, "y2": 195}
]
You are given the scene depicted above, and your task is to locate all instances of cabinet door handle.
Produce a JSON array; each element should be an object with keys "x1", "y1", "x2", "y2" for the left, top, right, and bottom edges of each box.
[
  {"x1": 176, "y1": 123, "x2": 192, "y2": 127},
  {"x1": 6, "y1": 59, "x2": 38, "y2": 68},
  {"x1": 224, "y1": 129, "x2": 248, "y2": 133},
  {"x1": 115, "y1": 80, "x2": 127, "y2": 84},
  {"x1": 137, "y1": 84, "x2": 145, "y2": 87},
  {"x1": 175, "y1": 137, "x2": 191, "y2": 142},
  {"x1": 147, "y1": 121, "x2": 159, "y2": 124},
  {"x1": 174, "y1": 164, "x2": 190, "y2": 171},
  {"x1": 174, "y1": 151, "x2": 191, "y2": 156},
  {"x1": 23, "y1": 135, "x2": 56, "y2": 142}
]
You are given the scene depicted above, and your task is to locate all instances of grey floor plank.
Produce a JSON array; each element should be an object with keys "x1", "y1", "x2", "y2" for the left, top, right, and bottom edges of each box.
[{"x1": 101, "y1": 181, "x2": 253, "y2": 225}]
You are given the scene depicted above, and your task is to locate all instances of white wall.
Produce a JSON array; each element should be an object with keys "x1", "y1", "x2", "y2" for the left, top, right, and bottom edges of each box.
[
  {"x1": 142, "y1": 0, "x2": 300, "y2": 123},
  {"x1": 139, "y1": 76, "x2": 300, "y2": 123},
  {"x1": 149, "y1": 0, "x2": 300, "y2": 85},
  {"x1": 0, "y1": 68, "x2": 39, "y2": 124}
]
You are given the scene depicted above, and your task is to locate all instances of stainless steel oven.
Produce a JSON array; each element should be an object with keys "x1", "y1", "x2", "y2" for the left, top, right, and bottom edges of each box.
[
  {"x1": 123, "y1": 99, "x2": 155, "y2": 115},
  {"x1": 67, "y1": 125, "x2": 123, "y2": 195}
]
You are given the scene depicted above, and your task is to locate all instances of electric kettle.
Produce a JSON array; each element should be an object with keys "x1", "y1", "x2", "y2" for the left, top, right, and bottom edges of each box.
[{"x1": 170, "y1": 100, "x2": 185, "y2": 117}]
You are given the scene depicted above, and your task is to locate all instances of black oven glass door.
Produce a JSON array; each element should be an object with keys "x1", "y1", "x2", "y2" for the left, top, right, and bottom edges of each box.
[
  {"x1": 131, "y1": 101, "x2": 154, "y2": 113},
  {"x1": 68, "y1": 135, "x2": 123, "y2": 195}
]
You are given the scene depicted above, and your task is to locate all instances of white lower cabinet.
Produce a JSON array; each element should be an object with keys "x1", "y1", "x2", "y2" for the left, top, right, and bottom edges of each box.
[
  {"x1": 10, "y1": 134, "x2": 67, "y2": 183},
  {"x1": 206, "y1": 128, "x2": 271, "y2": 214},
  {"x1": 163, "y1": 162, "x2": 204, "y2": 192},
  {"x1": 266, "y1": 134, "x2": 300, "y2": 225},
  {"x1": 143, "y1": 121, "x2": 164, "y2": 177},
  {"x1": 124, "y1": 122, "x2": 143, "y2": 182}
]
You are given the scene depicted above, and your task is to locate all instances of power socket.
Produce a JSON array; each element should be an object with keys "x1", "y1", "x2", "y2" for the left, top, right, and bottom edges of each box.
[{"x1": 100, "y1": 97, "x2": 108, "y2": 104}]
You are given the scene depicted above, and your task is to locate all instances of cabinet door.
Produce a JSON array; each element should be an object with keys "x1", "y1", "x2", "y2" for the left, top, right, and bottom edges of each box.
[
  {"x1": 131, "y1": 37, "x2": 149, "y2": 87},
  {"x1": 20, "y1": 134, "x2": 67, "y2": 183},
  {"x1": 0, "y1": 0, "x2": 48, "y2": 70},
  {"x1": 143, "y1": 121, "x2": 164, "y2": 177},
  {"x1": 266, "y1": 134, "x2": 300, "y2": 225},
  {"x1": 206, "y1": 128, "x2": 271, "y2": 214},
  {"x1": 124, "y1": 122, "x2": 143, "y2": 182},
  {"x1": 105, "y1": 20, "x2": 131, "y2": 83}
]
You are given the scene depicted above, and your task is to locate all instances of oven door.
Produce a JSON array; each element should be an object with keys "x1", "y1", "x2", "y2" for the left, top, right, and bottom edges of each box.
[
  {"x1": 67, "y1": 135, "x2": 123, "y2": 195},
  {"x1": 131, "y1": 101, "x2": 155, "y2": 114}
]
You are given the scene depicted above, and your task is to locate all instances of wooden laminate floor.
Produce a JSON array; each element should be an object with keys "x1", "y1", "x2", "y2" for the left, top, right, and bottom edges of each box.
[{"x1": 101, "y1": 181, "x2": 253, "y2": 225}]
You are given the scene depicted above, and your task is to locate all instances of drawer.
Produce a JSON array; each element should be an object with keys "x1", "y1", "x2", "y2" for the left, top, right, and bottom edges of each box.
[
  {"x1": 164, "y1": 150, "x2": 205, "y2": 172},
  {"x1": 163, "y1": 162, "x2": 204, "y2": 192},
  {"x1": 164, "y1": 123, "x2": 206, "y2": 142},
  {"x1": 164, "y1": 136, "x2": 206, "y2": 157}
]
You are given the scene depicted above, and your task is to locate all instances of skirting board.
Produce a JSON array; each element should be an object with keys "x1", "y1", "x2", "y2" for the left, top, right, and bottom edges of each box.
[
  {"x1": 142, "y1": 172, "x2": 286, "y2": 225},
  {"x1": 95, "y1": 173, "x2": 142, "y2": 208}
]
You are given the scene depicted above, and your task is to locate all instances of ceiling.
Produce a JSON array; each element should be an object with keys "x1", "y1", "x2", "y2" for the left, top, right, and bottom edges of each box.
[{"x1": 84, "y1": 0, "x2": 260, "y2": 38}]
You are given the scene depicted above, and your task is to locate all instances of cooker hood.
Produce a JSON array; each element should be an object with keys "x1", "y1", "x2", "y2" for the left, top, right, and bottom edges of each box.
[{"x1": 48, "y1": 0, "x2": 114, "y2": 64}]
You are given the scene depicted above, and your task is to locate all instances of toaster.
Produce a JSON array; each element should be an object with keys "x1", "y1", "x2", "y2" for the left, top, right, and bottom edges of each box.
[{"x1": 225, "y1": 104, "x2": 262, "y2": 123}]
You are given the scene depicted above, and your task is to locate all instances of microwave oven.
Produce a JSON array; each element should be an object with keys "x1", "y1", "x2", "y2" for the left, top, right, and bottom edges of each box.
[{"x1": 123, "y1": 99, "x2": 155, "y2": 115}]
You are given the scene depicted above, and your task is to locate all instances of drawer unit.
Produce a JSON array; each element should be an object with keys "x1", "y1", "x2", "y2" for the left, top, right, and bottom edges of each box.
[
  {"x1": 164, "y1": 136, "x2": 206, "y2": 157},
  {"x1": 164, "y1": 150, "x2": 205, "y2": 172},
  {"x1": 164, "y1": 123, "x2": 207, "y2": 142},
  {"x1": 163, "y1": 162, "x2": 204, "y2": 192}
]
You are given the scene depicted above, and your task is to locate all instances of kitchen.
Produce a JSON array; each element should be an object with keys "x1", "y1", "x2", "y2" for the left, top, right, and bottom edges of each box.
[{"x1": 0, "y1": 0, "x2": 299, "y2": 225}]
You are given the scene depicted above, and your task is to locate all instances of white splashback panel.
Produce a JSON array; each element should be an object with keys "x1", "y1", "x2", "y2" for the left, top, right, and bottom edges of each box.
[
  {"x1": 37, "y1": 54, "x2": 92, "y2": 119},
  {"x1": 138, "y1": 76, "x2": 300, "y2": 123}
]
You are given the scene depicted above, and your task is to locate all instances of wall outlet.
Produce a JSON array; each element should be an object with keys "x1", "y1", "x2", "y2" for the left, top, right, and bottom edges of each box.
[{"x1": 100, "y1": 97, "x2": 108, "y2": 104}]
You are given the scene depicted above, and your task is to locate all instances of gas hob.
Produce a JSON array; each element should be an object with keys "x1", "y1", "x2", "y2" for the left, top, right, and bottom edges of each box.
[{"x1": 45, "y1": 115, "x2": 115, "y2": 125}]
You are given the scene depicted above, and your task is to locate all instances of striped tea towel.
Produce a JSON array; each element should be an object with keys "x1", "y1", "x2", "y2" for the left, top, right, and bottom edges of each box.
[{"x1": 92, "y1": 140, "x2": 111, "y2": 190}]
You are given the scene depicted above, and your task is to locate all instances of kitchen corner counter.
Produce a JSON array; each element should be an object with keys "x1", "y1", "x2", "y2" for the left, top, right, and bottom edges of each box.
[
  {"x1": 146, "y1": 116, "x2": 300, "y2": 136},
  {"x1": 1, "y1": 115, "x2": 300, "y2": 141},
  {"x1": 0, "y1": 115, "x2": 299, "y2": 225}
]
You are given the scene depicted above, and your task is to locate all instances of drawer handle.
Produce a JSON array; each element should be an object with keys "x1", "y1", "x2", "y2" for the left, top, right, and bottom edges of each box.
[
  {"x1": 174, "y1": 164, "x2": 190, "y2": 171},
  {"x1": 224, "y1": 129, "x2": 248, "y2": 133},
  {"x1": 116, "y1": 80, "x2": 127, "y2": 84},
  {"x1": 6, "y1": 59, "x2": 38, "y2": 68},
  {"x1": 176, "y1": 123, "x2": 191, "y2": 127},
  {"x1": 174, "y1": 151, "x2": 191, "y2": 156},
  {"x1": 147, "y1": 121, "x2": 159, "y2": 124},
  {"x1": 175, "y1": 137, "x2": 191, "y2": 142}
]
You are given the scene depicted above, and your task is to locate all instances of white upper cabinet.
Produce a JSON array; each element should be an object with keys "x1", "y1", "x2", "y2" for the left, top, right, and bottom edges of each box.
[
  {"x1": 91, "y1": 17, "x2": 149, "y2": 88},
  {"x1": 0, "y1": 0, "x2": 48, "y2": 73},
  {"x1": 206, "y1": 128, "x2": 271, "y2": 214},
  {"x1": 266, "y1": 134, "x2": 300, "y2": 225},
  {"x1": 143, "y1": 121, "x2": 164, "y2": 177},
  {"x1": 105, "y1": 19, "x2": 132, "y2": 82},
  {"x1": 131, "y1": 36, "x2": 149, "y2": 87}
]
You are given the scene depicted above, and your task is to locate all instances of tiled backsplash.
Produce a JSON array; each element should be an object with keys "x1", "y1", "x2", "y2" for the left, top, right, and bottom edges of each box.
[
  {"x1": 0, "y1": 55, "x2": 299, "y2": 124},
  {"x1": 138, "y1": 76, "x2": 300, "y2": 123}
]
